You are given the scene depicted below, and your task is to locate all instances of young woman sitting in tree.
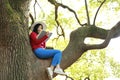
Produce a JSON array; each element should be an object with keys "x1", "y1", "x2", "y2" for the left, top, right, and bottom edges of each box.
[{"x1": 29, "y1": 22, "x2": 66, "y2": 80}]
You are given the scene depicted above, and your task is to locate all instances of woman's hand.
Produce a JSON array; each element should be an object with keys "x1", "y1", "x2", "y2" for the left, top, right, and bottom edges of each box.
[
  {"x1": 46, "y1": 31, "x2": 50, "y2": 36},
  {"x1": 36, "y1": 30, "x2": 43, "y2": 39},
  {"x1": 36, "y1": 31, "x2": 50, "y2": 39}
]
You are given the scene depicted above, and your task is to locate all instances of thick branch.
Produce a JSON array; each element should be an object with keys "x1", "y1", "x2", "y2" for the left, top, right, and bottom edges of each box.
[
  {"x1": 61, "y1": 21, "x2": 120, "y2": 76},
  {"x1": 85, "y1": 21, "x2": 120, "y2": 50}
]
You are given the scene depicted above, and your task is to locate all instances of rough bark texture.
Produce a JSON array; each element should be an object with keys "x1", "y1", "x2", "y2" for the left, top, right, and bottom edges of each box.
[
  {"x1": 0, "y1": 0, "x2": 120, "y2": 80},
  {"x1": 0, "y1": 0, "x2": 34, "y2": 80}
]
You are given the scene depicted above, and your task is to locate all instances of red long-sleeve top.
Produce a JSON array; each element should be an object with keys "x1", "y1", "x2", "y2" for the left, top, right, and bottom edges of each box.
[{"x1": 30, "y1": 32, "x2": 48, "y2": 50}]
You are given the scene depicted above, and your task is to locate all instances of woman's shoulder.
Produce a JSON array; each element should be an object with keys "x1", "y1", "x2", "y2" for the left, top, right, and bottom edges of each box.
[
  {"x1": 30, "y1": 32, "x2": 37, "y2": 36},
  {"x1": 31, "y1": 32, "x2": 36, "y2": 34}
]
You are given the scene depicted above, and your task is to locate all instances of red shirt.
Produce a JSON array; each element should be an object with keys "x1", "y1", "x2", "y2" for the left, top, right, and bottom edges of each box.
[{"x1": 30, "y1": 32, "x2": 48, "y2": 50}]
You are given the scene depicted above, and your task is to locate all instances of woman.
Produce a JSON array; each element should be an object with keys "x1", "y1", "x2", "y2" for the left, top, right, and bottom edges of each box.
[{"x1": 29, "y1": 22, "x2": 66, "y2": 80}]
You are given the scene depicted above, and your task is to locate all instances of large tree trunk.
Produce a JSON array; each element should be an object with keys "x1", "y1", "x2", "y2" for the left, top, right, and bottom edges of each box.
[
  {"x1": 0, "y1": 0, "x2": 34, "y2": 80},
  {"x1": 1, "y1": 0, "x2": 120, "y2": 80}
]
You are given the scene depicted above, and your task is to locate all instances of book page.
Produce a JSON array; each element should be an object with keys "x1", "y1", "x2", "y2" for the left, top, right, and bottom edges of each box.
[
  {"x1": 37, "y1": 31, "x2": 52, "y2": 42},
  {"x1": 37, "y1": 31, "x2": 47, "y2": 39},
  {"x1": 45, "y1": 32, "x2": 52, "y2": 42}
]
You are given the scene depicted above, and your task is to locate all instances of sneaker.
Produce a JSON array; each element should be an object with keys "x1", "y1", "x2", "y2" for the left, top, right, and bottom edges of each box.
[
  {"x1": 54, "y1": 68, "x2": 66, "y2": 75},
  {"x1": 46, "y1": 67, "x2": 53, "y2": 80}
]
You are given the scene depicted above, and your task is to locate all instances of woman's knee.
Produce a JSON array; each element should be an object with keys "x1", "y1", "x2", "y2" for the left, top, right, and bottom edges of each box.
[
  {"x1": 57, "y1": 50, "x2": 62, "y2": 55},
  {"x1": 57, "y1": 50, "x2": 62, "y2": 57}
]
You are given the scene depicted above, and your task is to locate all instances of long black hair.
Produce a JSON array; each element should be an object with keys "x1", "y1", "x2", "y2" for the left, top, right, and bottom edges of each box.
[{"x1": 33, "y1": 24, "x2": 43, "y2": 34}]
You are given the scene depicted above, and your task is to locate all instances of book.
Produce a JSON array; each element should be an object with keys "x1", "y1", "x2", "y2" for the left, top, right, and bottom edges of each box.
[{"x1": 37, "y1": 30, "x2": 52, "y2": 42}]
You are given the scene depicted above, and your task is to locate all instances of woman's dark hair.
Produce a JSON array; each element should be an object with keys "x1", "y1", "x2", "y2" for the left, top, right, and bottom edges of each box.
[{"x1": 33, "y1": 24, "x2": 43, "y2": 34}]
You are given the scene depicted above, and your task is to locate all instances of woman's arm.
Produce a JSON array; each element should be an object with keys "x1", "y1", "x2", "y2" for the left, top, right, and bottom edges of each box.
[
  {"x1": 30, "y1": 32, "x2": 48, "y2": 44},
  {"x1": 36, "y1": 31, "x2": 50, "y2": 39}
]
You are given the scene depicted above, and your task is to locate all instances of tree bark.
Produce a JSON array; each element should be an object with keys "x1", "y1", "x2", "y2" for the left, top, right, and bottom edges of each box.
[{"x1": 0, "y1": 0, "x2": 34, "y2": 80}]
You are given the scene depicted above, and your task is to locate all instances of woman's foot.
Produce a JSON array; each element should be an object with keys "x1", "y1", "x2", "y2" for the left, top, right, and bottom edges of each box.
[
  {"x1": 46, "y1": 67, "x2": 53, "y2": 80},
  {"x1": 54, "y1": 68, "x2": 66, "y2": 75}
]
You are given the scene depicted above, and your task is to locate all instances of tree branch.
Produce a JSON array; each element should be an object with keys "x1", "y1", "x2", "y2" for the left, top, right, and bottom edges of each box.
[
  {"x1": 33, "y1": 0, "x2": 45, "y2": 20},
  {"x1": 29, "y1": 13, "x2": 34, "y2": 25},
  {"x1": 85, "y1": 21, "x2": 120, "y2": 50},
  {"x1": 55, "y1": 6, "x2": 65, "y2": 39},
  {"x1": 48, "y1": 0, "x2": 83, "y2": 26},
  {"x1": 85, "y1": 0, "x2": 90, "y2": 25},
  {"x1": 36, "y1": 0, "x2": 45, "y2": 18},
  {"x1": 33, "y1": 0, "x2": 37, "y2": 19},
  {"x1": 58, "y1": 3, "x2": 83, "y2": 26},
  {"x1": 93, "y1": 0, "x2": 106, "y2": 25},
  {"x1": 65, "y1": 75, "x2": 74, "y2": 80}
]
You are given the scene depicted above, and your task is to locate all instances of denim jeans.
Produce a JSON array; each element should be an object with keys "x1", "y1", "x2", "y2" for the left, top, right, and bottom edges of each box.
[{"x1": 34, "y1": 48, "x2": 62, "y2": 66}]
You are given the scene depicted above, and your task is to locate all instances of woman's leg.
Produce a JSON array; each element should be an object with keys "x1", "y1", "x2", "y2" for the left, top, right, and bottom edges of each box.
[
  {"x1": 34, "y1": 48, "x2": 62, "y2": 66},
  {"x1": 34, "y1": 48, "x2": 65, "y2": 77}
]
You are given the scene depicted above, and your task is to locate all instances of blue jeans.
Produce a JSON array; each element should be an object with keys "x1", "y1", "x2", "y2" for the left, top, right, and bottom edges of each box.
[{"x1": 34, "y1": 48, "x2": 62, "y2": 66}]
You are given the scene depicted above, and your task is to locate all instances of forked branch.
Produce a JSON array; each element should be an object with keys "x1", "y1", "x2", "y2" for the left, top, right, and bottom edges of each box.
[{"x1": 85, "y1": 21, "x2": 120, "y2": 50}]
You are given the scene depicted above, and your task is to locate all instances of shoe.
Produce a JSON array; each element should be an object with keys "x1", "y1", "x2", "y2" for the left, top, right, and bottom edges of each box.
[
  {"x1": 46, "y1": 67, "x2": 53, "y2": 80},
  {"x1": 54, "y1": 68, "x2": 66, "y2": 75}
]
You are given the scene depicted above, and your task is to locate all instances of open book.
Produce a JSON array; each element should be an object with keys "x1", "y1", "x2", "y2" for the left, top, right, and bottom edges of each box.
[{"x1": 37, "y1": 30, "x2": 52, "y2": 42}]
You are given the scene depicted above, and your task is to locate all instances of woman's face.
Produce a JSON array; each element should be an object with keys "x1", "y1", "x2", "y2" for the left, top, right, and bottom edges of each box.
[{"x1": 37, "y1": 25, "x2": 43, "y2": 33}]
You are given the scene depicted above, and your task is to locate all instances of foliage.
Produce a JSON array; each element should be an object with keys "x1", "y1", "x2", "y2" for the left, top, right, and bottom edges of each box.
[
  {"x1": 65, "y1": 50, "x2": 108, "y2": 80},
  {"x1": 107, "y1": 57, "x2": 120, "y2": 78},
  {"x1": 64, "y1": 49, "x2": 120, "y2": 80},
  {"x1": 46, "y1": 37, "x2": 69, "y2": 50}
]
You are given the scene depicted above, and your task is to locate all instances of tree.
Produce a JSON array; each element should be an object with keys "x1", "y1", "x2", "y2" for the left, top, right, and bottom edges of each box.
[{"x1": 0, "y1": 0, "x2": 120, "y2": 80}]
